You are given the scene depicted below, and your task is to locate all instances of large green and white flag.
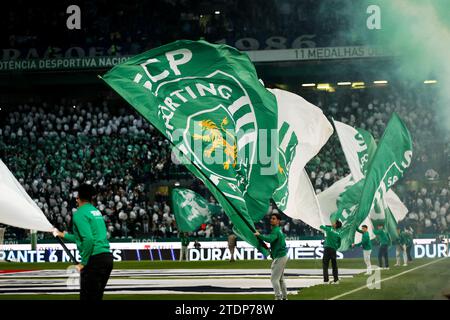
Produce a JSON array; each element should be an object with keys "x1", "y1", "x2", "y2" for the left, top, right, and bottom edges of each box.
[
  {"x1": 102, "y1": 40, "x2": 279, "y2": 256},
  {"x1": 333, "y1": 113, "x2": 413, "y2": 249},
  {"x1": 332, "y1": 120, "x2": 407, "y2": 242},
  {"x1": 268, "y1": 88, "x2": 333, "y2": 221},
  {"x1": 356, "y1": 113, "x2": 412, "y2": 228},
  {"x1": 333, "y1": 120, "x2": 407, "y2": 221},
  {"x1": 172, "y1": 188, "x2": 217, "y2": 232}
]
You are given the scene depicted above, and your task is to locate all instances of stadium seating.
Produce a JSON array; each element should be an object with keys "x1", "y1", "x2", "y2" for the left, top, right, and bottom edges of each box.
[{"x1": 1, "y1": 83, "x2": 448, "y2": 241}]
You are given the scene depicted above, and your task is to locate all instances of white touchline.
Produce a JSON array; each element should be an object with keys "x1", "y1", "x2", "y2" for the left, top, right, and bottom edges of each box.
[{"x1": 329, "y1": 257, "x2": 448, "y2": 300}]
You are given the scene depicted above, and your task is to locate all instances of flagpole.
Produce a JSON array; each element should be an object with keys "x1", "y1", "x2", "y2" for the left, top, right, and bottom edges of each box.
[{"x1": 56, "y1": 237, "x2": 77, "y2": 264}]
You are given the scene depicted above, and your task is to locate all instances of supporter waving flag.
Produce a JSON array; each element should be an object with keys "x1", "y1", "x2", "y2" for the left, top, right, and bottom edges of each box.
[{"x1": 102, "y1": 40, "x2": 279, "y2": 256}]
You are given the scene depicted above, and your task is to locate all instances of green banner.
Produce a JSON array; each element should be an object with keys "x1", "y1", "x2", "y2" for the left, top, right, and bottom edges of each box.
[
  {"x1": 102, "y1": 40, "x2": 279, "y2": 256},
  {"x1": 172, "y1": 188, "x2": 215, "y2": 232},
  {"x1": 357, "y1": 113, "x2": 412, "y2": 226},
  {"x1": 331, "y1": 116, "x2": 411, "y2": 250}
]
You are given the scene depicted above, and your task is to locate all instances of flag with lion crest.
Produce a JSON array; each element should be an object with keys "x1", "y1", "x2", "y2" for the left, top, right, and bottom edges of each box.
[{"x1": 103, "y1": 40, "x2": 278, "y2": 256}]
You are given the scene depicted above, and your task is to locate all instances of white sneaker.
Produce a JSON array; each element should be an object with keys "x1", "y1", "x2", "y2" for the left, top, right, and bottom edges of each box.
[
  {"x1": 331, "y1": 280, "x2": 340, "y2": 284},
  {"x1": 394, "y1": 263, "x2": 400, "y2": 267},
  {"x1": 403, "y1": 263, "x2": 408, "y2": 266},
  {"x1": 365, "y1": 271, "x2": 371, "y2": 275}
]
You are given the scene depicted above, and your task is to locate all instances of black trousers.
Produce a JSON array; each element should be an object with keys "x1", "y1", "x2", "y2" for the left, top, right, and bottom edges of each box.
[
  {"x1": 322, "y1": 247, "x2": 339, "y2": 282},
  {"x1": 80, "y1": 252, "x2": 113, "y2": 301},
  {"x1": 406, "y1": 245, "x2": 413, "y2": 261},
  {"x1": 378, "y1": 245, "x2": 389, "y2": 268}
]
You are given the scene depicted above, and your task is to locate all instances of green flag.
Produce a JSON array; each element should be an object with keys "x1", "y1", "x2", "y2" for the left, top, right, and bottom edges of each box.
[
  {"x1": 329, "y1": 115, "x2": 412, "y2": 250},
  {"x1": 172, "y1": 188, "x2": 216, "y2": 232},
  {"x1": 102, "y1": 40, "x2": 278, "y2": 256},
  {"x1": 357, "y1": 113, "x2": 412, "y2": 227},
  {"x1": 334, "y1": 121, "x2": 401, "y2": 242}
]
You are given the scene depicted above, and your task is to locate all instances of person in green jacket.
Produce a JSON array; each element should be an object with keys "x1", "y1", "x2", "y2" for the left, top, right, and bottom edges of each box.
[
  {"x1": 373, "y1": 224, "x2": 390, "y2": 269},
  {"x1": 320, "y1": 220, "x2": 342, "y2": 284},
  {"x1": 255, "y1": 213, "x2": 288, "y2": 300},
  {"x1": 54, "y1": 183, "x2": 112, "y2": 301},
  {"x1": 405, "y1": 228, "x2": 414, "y2": 262},
  {"x1": 352, "y1": 225, "x2": 373, "y2": 275},
  {"x1": 394, "y1": 227, "x2": 408, "y2": 267},
  {"x1": 180, "y1": 232, "x2": 190, "y2": 261}
]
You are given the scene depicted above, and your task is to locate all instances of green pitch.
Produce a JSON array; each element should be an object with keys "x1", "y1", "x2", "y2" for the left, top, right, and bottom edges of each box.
[{"x1": 0, "y1": 258, "x2": 449, "y2": 300}]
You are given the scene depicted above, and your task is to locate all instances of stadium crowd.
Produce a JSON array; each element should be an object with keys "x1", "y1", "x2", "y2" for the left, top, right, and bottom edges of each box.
[{"x1": 1, "y1": 82, "x2": 448, "y2": 242}]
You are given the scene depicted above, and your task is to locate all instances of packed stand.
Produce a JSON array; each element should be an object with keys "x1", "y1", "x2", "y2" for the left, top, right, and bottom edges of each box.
[{"x1": 1, "y1": 84, "x2": 449, "y2": 241}]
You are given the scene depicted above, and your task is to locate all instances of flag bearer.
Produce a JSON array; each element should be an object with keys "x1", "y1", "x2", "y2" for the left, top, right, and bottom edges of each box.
[
  {"x1": 54, "y1": 183, "x2": 113, "y2": 301},
  {"x1": 352, "y1": 225, "x2": 373, "y2": 274},
  {"x1": 255, "y1": 213, "x2": 288, "y2": 300},
  {"x1": 373, "y1": 224, "x2": 390, "y2": 270},
  {"x1": 320, "y1": 220, "x2": 342, "y2": 284},
  {"x1": 394, "y1": 227, "x2": 408, "y2": 267},
  {"x1": 180, "y1": 232, "x2": 190, "y2": 261}
]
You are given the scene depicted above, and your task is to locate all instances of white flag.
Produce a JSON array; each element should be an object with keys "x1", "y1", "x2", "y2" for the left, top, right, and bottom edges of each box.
[
  {"x1": 269, "y1": 88, "x2": 333, "y2": 222},
  {"x1": 0, "y1": 160, "x2": 53, "y2": 232}
]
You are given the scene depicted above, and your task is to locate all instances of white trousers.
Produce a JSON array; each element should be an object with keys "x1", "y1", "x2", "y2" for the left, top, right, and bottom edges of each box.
[
  {"x1": 396, "y1": 245, "x2": 407, "y2": 265},
  {"x1": 180, "y1": 246, "x2": 189, "y2": 261},
  {"x1": 363, "y1": 250, "x2": 372, "y2": 272},
  {"x1": 271, "y1": 255, "x2": 288, "y2": 300}
]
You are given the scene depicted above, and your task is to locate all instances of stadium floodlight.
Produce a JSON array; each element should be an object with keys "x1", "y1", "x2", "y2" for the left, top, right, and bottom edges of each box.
[
  {"x1": 174, "y1": 182, "x2": 180, "y2": 186},
  {"x1": 352, "y1": 82, "x2": 365, "y2": 88},
  {"x1": 373, "y1": 80, "x2": 388, "y2": 84},
  {"x1": 337, "y1": 82, "x2": 352, "y2": 86},
  {"x1": 214, "y1": 10, "x2": 220, "y2": 15},
  {"x1": 317, "y1": 83, "x2": 331, "y2": 90},
  {"x1": 424, "y1": 80, "x2": 437, "y2": 84},
  {"x1": 301, "y1": 83, "x2": 316, "y2": 87},
  {"x1": 73, "y1": 105, "x2": 76, "y2": 109}
]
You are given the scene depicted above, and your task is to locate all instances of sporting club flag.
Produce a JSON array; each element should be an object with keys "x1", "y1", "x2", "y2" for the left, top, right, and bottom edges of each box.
[
  {"x1": 356, "y1": 113, "x2": 412, "y2": 229},
  {"x1": 0, "y1": 160, "x2": 53, "y2": 232},
  {"x1": 102, "y1": 40, "x2": 279, "y2": 256},
  {"x1": 332, "y1": 120, "x2": 407, "y2": 243},
  {"x1": 333, "y1": 113, "x2": 413, "y2": 249},
  {"x1": 172, "y1": 188, "x2": 218, "y2": 232},
  {"x1": 268, "y1": 88, "x2": 333, "y2": 221}
]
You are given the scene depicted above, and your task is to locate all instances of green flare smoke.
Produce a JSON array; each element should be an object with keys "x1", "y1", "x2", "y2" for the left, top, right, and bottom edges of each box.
[{"x1": 318, "y1": 0, "x2": 450, "y2": 133}]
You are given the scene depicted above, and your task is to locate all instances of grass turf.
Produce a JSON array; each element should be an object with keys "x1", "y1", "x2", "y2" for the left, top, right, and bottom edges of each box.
[
  {"x1": 0, "y1": 258, "x2": 449, "y2": 300},
  {"x1": 0, "y1": 258, "x2": 380, "y2": 270}
]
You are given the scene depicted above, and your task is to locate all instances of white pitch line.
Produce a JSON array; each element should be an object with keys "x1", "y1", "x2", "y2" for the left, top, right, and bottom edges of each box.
[{"x1": 329, "y1": 258, "x2": 448, "y2": 300}]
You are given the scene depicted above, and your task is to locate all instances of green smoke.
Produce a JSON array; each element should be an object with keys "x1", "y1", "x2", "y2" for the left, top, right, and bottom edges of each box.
[{"x1": 317, "y1": 0, "x2": 450, "y2": 132}]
